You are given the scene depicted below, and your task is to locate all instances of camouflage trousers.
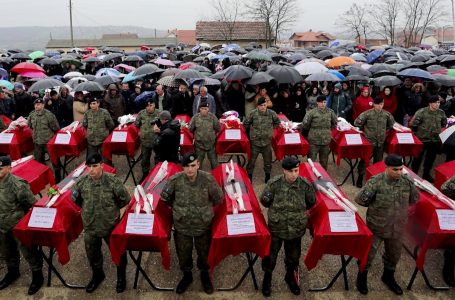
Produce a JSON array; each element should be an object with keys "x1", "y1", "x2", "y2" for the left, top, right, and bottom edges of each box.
[
  {"x1": 140, "y1": 145, "x2": 154, "y2": 176},
  {"x1": 34, "y1": 143, "x2": 61, "y2": 182},
  {"x1": 358, "y1": 144, "x2": 384, "y2": 176},
  {"x1": 246, "y1": 143, "x2": 273, "y2": 175},
  {"x1": 194, "y1": 146, "x2": 219, "y2": 170},
  {"x1": 84, "y1": 232, "x2": 126, "y2": 270},
  {"x1": 262, "y1": 235, "x2": 302, "y2": 273},
  {"x1": 0, "y1": 230, "x2": 42, "y2": 271},
  {"x1": 364, "y1": 235, "x2": 402, "y2": 271},
  {"x1": 174, "y1": 230, "x2": 211, "y2": 272},
  {"x1": 308, "y1": 144, "x2": 330, "y2": 170}
]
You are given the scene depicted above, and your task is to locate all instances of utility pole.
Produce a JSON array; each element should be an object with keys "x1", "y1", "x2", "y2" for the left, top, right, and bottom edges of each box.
[{"x1": 69, "y1": 0, "x2": 74, "y2": 48}]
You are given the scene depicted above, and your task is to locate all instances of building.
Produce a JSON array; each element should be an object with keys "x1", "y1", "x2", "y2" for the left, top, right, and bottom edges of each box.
[
  {"x1": 289, "y1": 30, "x2": 335, "y2": 48},
  {"x1": 358, "y1": 38, "x2": 389, "y2": 47},
  {"x1": 176, "y1": 30, "x2": 197, "y2": 47}
]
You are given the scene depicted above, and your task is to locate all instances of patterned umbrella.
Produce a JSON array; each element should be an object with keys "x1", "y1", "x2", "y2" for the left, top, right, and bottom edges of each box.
[{"x1": 157, "y1": 75, "x2": 180, "y2": 87}]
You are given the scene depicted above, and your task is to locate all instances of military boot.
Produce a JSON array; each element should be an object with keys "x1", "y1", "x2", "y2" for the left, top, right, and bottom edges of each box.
[
  {"x1": 0, "y1": 267, "x2": 20, "y2": 290},
  {"x1": 265, "y1": 173, "x2": 271, "y2": 183},
  {"x1": 381, "y1": 268, "x2": 403, "y2": 295},
  {"x1": 248, "y1": 173, "x2": 253, "y2": 181},
  {"x1": 443, "y1": 255, "x2": 455, "y2": 287},
  {"x1": 356, "y1": 271, "x2": 368, "y2": 295},
  {"x1": 262, "y1": 271, "x2": 272, "y2": 297},
  {"x1": 200, "y1": 270, "x2": 213, "y2": 294},
  {"x1": 86, "y1": 268, "x2": 105, "y2": 293},
  {"x1": 176, "y1": 271, "x2": 192, "y2": 294},
  {"x1": 284, "y1": 268, "x2": 300, "y2": 295},
  {"x1": 356, "y1": 175, "x2": 364, "y2": 188},
  {"x1": 28, "y1": 269, "x2": 43, "y2": 295},
  {"x1": 116, "y1": 266, "x2": 127, "y2": 293}
]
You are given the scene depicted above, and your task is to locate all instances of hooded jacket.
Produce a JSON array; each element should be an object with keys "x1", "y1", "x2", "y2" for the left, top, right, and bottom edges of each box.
[{"x1": 153, "y1": 119, "x2": 181, "y2": 163}]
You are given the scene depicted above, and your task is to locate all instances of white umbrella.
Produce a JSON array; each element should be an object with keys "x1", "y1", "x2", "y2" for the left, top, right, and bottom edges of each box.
[
  {"x1": 294, "y1": 62, "x2": 328, "y2": 76},
  {"x1": 63, "y1": 71, "x2": 83, "y2": 79},
  {"x1": 66, "y1": 77, "x2": 88, "y2": 89}
]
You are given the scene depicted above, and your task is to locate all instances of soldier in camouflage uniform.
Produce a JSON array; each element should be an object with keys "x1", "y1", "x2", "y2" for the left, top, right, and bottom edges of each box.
[
  {"x1": 440, "y1": 176, "x2": 455, "y2": 286},
  {"x1": 0, "y1": 156, "x2": 43, "y2": 295},
  {"x1": 260, "y1": 156, "x2": 316, "y2": 297},
  {"x1": 27, "y1": 98, "x2": 61, "y2": 181},
  {"x1": 71, "y1": 153, "x2": 130, "y2": 293},
  {"x1": 302, "y1": 95, "x2": 337, "y2": 170},
  {"x1": 244, "y1": 97, "x2": 280, "y2": 183},
  {"x1": 355, "y1": 154, "x2": 419, "y2": 295},
  {"x1": 354, "y1": 97, "x2": 395, "y2": 187},
  {"x1": 189, "y1": 101, "x2": 220, "y2": 170},
  {"x1": 82, "y1": 98, "x2": 115, "y2": 160},
  {"x1": 161, "y1": 153, "x2": 223, "y2": 294},
  {"x1": 134, "y1": 99, "x2": 160, "y2": 182},
  {"x1": 410, "y1": 95, "x2": 447, "y2": 182}
]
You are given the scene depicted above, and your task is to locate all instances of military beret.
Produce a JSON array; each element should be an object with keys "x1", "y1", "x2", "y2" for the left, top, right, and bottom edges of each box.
[
  {"x1": 88, "y1": 97, "x2": 100, "y2": 104},
  {"x1": 257, "y1": 97, "x2": 266, "y2": 105},
  {"x1": 86, "y1": 153, "x2": 102, "y2": 165},
  {"x1": 282, "y1": 156, "x2": 300, "y2": 170},
  {"x1": 428, "y1": 95, "x2": 440, "y2": 103},
  {"x1": 34, "y1": 98, "x2": 45, "y2": 104},
  {"x1": 316, "y1": 95, "x2": 326, "y2": 102},
  {"x1": 146, "y1": 98, "x2": 155, "y2": 105},
  {"x1": 0, "y1": 156, "x2": 12, "y2": 167},
  {"x1": 199, "y1": 101, "x2": 209, "y2": 108},
  {"x1": 181, "y1": 152, "x2": 197, "y2": 166},
  {"x1": 159, "y1": 110, "x2": 172, "y2": 121},
  {"x1": 373, "y1": 96, "x2": 384, "y2": 104},
  {"x1": 384, "y1": 154, "x2": 403, "y2": 167}
]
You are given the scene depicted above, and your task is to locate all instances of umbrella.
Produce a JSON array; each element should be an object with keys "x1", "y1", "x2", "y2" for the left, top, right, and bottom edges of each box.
[
  {"x1": 326, "y1": 56, "x2": 356, "y2": 68},
  {"x1": 114, "y1": 64, "x2": 136, "y2": 73},
  {"x1": 134, "y1": 91, "x2": 155, "y2": 108},
  {"x1": 82, "y1": 74, "x2": 96, "y2": 81},
  {"x1": 60, "y1": 56, "x2": 82, "y2": 67},
  {"x1": 103, "y1": 53, "x2": 123, "y2": 62},
  {"x1": 19, "y1": 71, "x2": 47, "y2": 78},
  {"x1": 157, "y1": 76, "x2": 180, "y2": 88},
  {"x1": 316, "y1": 50, "x2": 335, "y2": 60},
  {"x1": 188, "y1": 65, "x2": 212, "y2": 73},
  {"x1": 190, "y1": 77, "x2": 221, "y2": 86},
  {"x1": 66, "y1": 77, "x2": 88, "y2": 89},
  {"x1": 74, "y1": 81, "x2": 105, "y2": 92},
  {"x1": 244, "y1": 51, "x2": 272, "y2": 62},
  {"x1": 183, "y1": 53, "x2": 198, "y2": 62},
  {"x1": 0, "y1": 80, "x2": 14, "y2": 90},
  {"x1": 161, "y1": 68, "x2": 179, "y2": 77},
  {"x1": 287, "y1": 52, "x2": 306, "y2": 63},
  {"x1": 246, "y1": 72, "x2": 275, "y2": 85},
  {"x1": 368, "y1": 64, "x2": 396, "y2": 76},
  {"x1": 11, "y1": 62, "x2": 45, "y2": 73},
  {"x1": 221, "y1": 65, "x2": 254, "y2": 81},
  {"x1": 345, "y1": 75, "x2": 369, "y2": 81},
  {"x1": 29, "y1": 51, "x2": 44, "y2": 60},
  {"x1": 10, "y1": 53, "x2": 30, "y2": 60},
  {"x1": 347, "y1": 67, "x2": 372, "y2": 77},
  {"x1": 154, "y1": 58, "x2": 175, "y2": 67},
  {"x1": 83, "y1": 56, "x2": 101, "y2": 63},
  {"x1": 373, "y1": 75, "x2": 402, "y2": 86},
  {"x1": 266, "y1": 65, "x2": 302, "y2": 85},
  {"x1": 94, "y1": 75, "x2": 121, "y2": 87},
  {"x1": 327, "y1": 70, "x2": 345, "y2": 80},
  {"x1": 427, "y1": 65, "x2": 446, "y2": 72},
  {"x1": 0, "y1": 57, "x2": 13, "y2": 64},
  {"x1": 0, "y1": 68, "x2": 8, "y2": 80},
  {"x1": 122, "y1": 71, "x2": 145, "y2": 83},
  {"x1": 294, "y1": 62, "x2": 328, "y2": 75},
  {"x1": 63, "y1": 71, "x2": 83, "y2": 79},
  {"x1": 350, "y1": 53, "x2": 367, "y2": 62},
  {"x1": 28, "y1": 78, "x2": 64, "y2": 93},
  {"x1": 174, "y1": 69, "x2": 204, "y2": 80},
  {"x1": 432, "y1": 74, "x2": 455, "y2": 87},
  {"x1": 39, "y1": 57, "x2": 59, "y2": 66},
  {"x1": 432, "y1": 69, "x2": 455, "y2": 78},
  {"x1": 96, "y1": 68, "x2": 123, "y2": 78},
  {"x1": 123, "y1": 55, "x2": 143, "y2": 62},
  {"x1": 366, "y1": 49, "x2": 385, "y2": 64},
  {"x1": 397, "y1": 68, "x2": 434, "y2": 81},
  {"x1": 305, "y1": 73, "x2": 340, "y2": 82},
  {"x1": 132, "y1": 64, "x2": 164, "y2": 77}
]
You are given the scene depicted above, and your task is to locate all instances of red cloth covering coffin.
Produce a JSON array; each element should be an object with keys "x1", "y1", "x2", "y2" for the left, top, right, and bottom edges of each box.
[
  {"x1": 47, "y1": 125, "x2": 87, "y2": 165},
  {"x1": 12, "y1": 158, "x2": 55, "y2": 195},
  {"x1": 385, "y1": 129, "x2": 423, "y2": 158},
  {"x1": 209, "y1": 162, "x2": 271, "y2": 271},
  {"x1": 179, "y1": 127, "x2": 194, "y2": 155},
  {"x1": 102, "y1": 123, "x2": 140, "y2": 160},
  {"x1": 110, "y1": 162, "x2": 182, "y2": 269},
  {"x1": 0, "y1": 125, "x2": 34, "y2": 160},
  {"x1": 216, "y1": 124, "x2": 250, "y2": 159},
  {"x1": 13, "y1": 163, "x2": 116, "y2": 265},
  {"x1": 272, "y1": 127, "x2": 309, "y2": 160},
  {"x1": 174, "y1": 114, "x2": 191, "y2": 124},
  {"x1": 434, "y1": 160, "x2": 455, "y2": 190},
  {"x1": 330, "y1": 128, "x2": 372, "y2": 166},
  {"x1": 300, "y1": 162, "x2": 373, "y2": 271}
]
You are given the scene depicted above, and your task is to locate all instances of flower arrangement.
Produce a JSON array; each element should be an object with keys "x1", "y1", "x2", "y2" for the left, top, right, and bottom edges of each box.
[{"x1": 47, "y1": 185, "x2": 60, "y2": 197}]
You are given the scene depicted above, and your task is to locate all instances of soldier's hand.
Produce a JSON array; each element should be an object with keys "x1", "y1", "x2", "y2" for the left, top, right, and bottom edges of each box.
[{"x1": 153, "y1": 124, "x2": 161, "y2": 133}]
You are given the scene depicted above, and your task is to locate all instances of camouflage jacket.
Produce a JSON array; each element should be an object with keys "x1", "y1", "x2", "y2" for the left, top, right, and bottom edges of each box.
[
  {"x1": 161, "y1": 170, "x2": 223, "y2": 236},
  {"x1": 354, "y1": 108, "x2": 395, "y2": 146},
  {"x1": 302, "y1": 107, "x2": 337, "y2": 145},
  {"x1": 441, "y1": 175, "x2": 455, "y2": 199},
  {"x1": 261, "y1": 175, "x2": 316, "y2": 240},
  {"x1": 28, "y1": 109, "x2": 60, "y2": 144},
  {"x1": 410, "y1": 107, "x2": 447, "y2": 143},
  {"x1": 355, "y1": 172, "x2": 418, "y2": 239},
  {"x1": 189, "y1": 112, "x2": 220, "y2": 151},
  {"x1": 72, "y1": 172, "x2": 130, "y2": 237},
  {"x1": 243, "y1": 108, "x2": 280, "y2": 147},
  {"x1": 134, "y1": 108, "x2": 160, "y2": 147},
  {"x1": 82, "y1": 108, "x2": 115, "y2": 146},
  {"x1": 0, "y1": 174, "x2": 36, "y2": 233}
]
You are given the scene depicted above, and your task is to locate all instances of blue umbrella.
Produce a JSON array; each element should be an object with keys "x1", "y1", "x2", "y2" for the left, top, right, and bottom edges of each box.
[
  {"x1": 122, "y1": 71, "x2": 145, "y2": 83},
  {"x1": 0, "y1": 80, "x2": 13, "y2": 90},
  {"x1": 0, "y1": 68, "x2": 8, "y2": 80},
  {"x1": 134, "y1": 91, "x2": 155, "y2": 112},
  {"x1": 397, "y1": 68, "x2": 434, "y2": 81},
  {"x1": 367, "y1": 49, "x2": 385, "y2": 64},
  {"x1": 327, "y1": 70, "x2": 345, "y2": 80}
]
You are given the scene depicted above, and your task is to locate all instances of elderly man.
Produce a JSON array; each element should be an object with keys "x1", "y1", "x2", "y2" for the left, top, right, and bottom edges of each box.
[
  {"x1": 152, "y1": 84, "x2": 172, "y2": 111},
  {"x1": 192, "y1": 86, "x2": 216, "y2": 115}
]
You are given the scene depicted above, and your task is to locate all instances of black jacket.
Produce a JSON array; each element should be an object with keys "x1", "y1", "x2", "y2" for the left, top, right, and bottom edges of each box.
[
  {"x1": 14, "y1": 92, "x2": 34, "y2": 118},
  {"x1": 153, "y1": 120, "x2": 181, "y2": 163},
  {"x1": 152, "y1": 91, "x2": 172, "y2": 111}
]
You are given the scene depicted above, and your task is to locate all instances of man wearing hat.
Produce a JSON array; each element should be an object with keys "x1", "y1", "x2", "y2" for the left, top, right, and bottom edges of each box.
[
  {"x1": 354, "y1": 96, "x2": 395, "y2": 187},
  {"x1": 244, "y1": 96, "x2": 281, "y2": 183},
  {"x1": 355, "y1": 154, "x2": 419, "y2": 295},
  {"x1": 260, "y1": 156, "x2": 316, "y2": 297},
  {"x1": 102, "y1": 84, "x2": 125, "y2": 125},
  {"x1": 13, "y1": 83, "x2": 34, "y2": 118},
  {"x1": 327, "y1": 82, "x2": 352, "y2": 119},
  {"x1": 71, "y1": 153, "x2": 130, "y2": 293},
  {"x1": 302, "y1": 95, "x2": 337, "y2": 170},
  {"x1": 134, "y1": 99, "x2": 161, "y2": 182},
  {"x1": 189, "y1": 101, "x2": 220, "y2": 169},
  {"x1": 153, "y1": 110, "x2": 181, "y2": 164},
  {"x1": 160, "y1": 152, "x2": 223, "y2": 294},
  {"x1": 410, "y1": 95, "x2": 447, "y2": 182},
  {"x1": 82, "y1": 97, "x2": 115, "y2": 159},
  {"x1": 0, "y1": 156, "x2": 44, "y2": 295}
]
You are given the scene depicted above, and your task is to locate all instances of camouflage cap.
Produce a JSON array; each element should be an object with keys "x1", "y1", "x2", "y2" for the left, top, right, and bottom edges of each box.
[
  {"x1": 181, "y1": 152, "x2": 197, "y2": 166},
  {"x1": 0, "y1": 156, "x2": 11, "y2": 167}
]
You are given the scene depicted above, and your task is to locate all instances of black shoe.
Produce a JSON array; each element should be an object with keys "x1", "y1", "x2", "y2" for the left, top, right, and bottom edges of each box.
[
  {"x1": 28, "y1": 270, "x2": 43, "y2": 295},
  {"x1": 0, "y1": 267, "x2": 20, "y2": 290},
  {"x1": 381, "y1": 269, "x2": 403, "y2": 295},
  {"x1": 356, "y1": 175, "x2": 364, "y2": 188},
  {"x1": 443, "y1": 259, "x2": 455, "y2": 287},
  {"x1": 356, "y1": 271, "x2": 368, "y2": 295},
  {"x1": 176, "y1": 271, "x2": 193, "y2": 294},
  {"x1": 284, "y1": 269, "x2": 300, "y2": 295},
  {"x1": 423, "y1": 173, "x2": 434, "y2": 183},
  {"x1": 86, "y1": 269, "x2": 105, "y2": 293},
  {"x1": 116, "y1": 266, "x2": 127, "y2": 293},
  {"x1": 265, "y1": 173, "x2": 271, "y2": 184},
  {"x1": 248, "y1": 173, "x2": 253, "y2": 182},
  {"x1": 200, "y1": 270, "x2": 213, "y2": 294},
  {"x1": 262, "y1": 271, "x2": 272, "y2": 297}
]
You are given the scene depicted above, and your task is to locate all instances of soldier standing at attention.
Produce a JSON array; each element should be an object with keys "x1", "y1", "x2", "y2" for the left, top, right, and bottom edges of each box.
[
  {"x1": 355, "y1": 154, "x2": 419, "y2": 295},
  {"x1": 302, "y1": 95, "x2": 337, "y2": 170},
  {"x1": 27, "y1": 98, "x2": 61, "y2": 181},
  {"x1": 160, "y1": 153, "x2": 223, "y2": 294},
  {"x1": 71, "y1": 153, "x2": 130, "y2": 293},
  {"x1": 189, "y1": 101, "x2": 220, "y2": 170},
  {"x1": 354, "y1": 96, "x2": 395, "y2": 187},
  {"x1": 260, "y1": 156, "x2": 316, "y2": 297},
  {"x1": 0, "y1": 156, "x2": 44, "y2": 295},
  {"x1": 410, "y1": 95, "x2": 447, "y2": 182},
  {"x1": 244, "y1": 97, "x2": 280, "y2": 183},
  {"x1": 82, "y1": 97, "x2": 115, "y2": 159},
  {"x1": 134, "y1": 99, "x2": 160, "y2": 182},
  {"x1": 440, "y1": 175, "x2": 455, "y2": 286}
]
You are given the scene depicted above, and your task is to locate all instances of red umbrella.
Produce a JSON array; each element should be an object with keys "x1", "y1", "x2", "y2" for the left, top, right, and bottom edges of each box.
[
  {"x1": 179, "y1": 62, "x2": 196, "y2": 70},
  {"x1": 84, "y1": 47, "x2": 96, "y2": 51},
  {"x1": 11, "y1": 62, "x2": 45, "y2": 74}
]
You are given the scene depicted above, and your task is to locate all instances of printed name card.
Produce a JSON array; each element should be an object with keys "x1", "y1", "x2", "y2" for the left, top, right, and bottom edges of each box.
[
  {"x1": 0, "y1": 133, "x2": 14, "y2": 144},
  {"x1": 328, "y1": 211, "x2": 358, "y2": 232},
  {"x1": 28, "y1": 207, "x2": 57, "y2": 229},
  {"x1": 111, "y1": 131, "x2": 128, "y2": 143},
  {"x1": 284, "y1": 133, "x2": 301, "y2": 144},
  {"x1": 180, "y1": 133, "x2": 184, "y2": 145},
  {"x1": 225, "y1": 129, "x2": 241, "y2": 140},
  {"x1": 396, "y1": 133, "x2": 414, "y2": 144},
  {"x1": 227, "y1": 212, "x2": 256, "y2": 235},
  {"x1": 126, "y1": 213, "x2": 154, "y2": 234},
  {"x1": 54, "y1": 133, "x2": 71, "y2": 144},
  {"x1": 436, "y1": 209, "x2": 455, "y2": 230},
  {"x1": 345, "y1": 134, "x2": 362, "y2": 145}
]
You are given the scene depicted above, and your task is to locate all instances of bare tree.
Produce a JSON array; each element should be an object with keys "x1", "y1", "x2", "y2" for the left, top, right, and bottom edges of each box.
[
  {"x1": 211, "y1": 0, "x2": 242, "y2": 43},
  {"x1": 369, "y1": 0, "x2": 399, "y2": 45},
  {"x1": 338, "y1": 3, "x2": 370, "y2": 43}
]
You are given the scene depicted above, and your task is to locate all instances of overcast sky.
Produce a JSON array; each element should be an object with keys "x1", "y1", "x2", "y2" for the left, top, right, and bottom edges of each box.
[{"x1": 2, "y1": 0, "x2": 372, "y2": 34}]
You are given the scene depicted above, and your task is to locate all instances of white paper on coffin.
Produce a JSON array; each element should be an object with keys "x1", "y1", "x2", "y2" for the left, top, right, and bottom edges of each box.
[
  {"x1": 126, "y1": 213, "x2": 155, "y2": 234},
  {"x1": 0, "y1": 133, "x2": 14, "y2": 144},
  {"x1": 284, "y1": 133, "x2": 301, "y2": 144},
  {"x1": 345, "y1": 134, "x2": 362, "y2": 145},
  {"x1": 328, "y1": 211, "x2": 358, "y2": 232},
  {"x1": 436, "y1": 209, "x2": 455, "y2": 230},
  {"x1": 226, "y1": 212, "x2": 256, "y2": 235},
  {"x1": 111, "y1": 131, "x2": 128, "y2": 142},
  {"x1": 225, "y1": 129, "x2": 241, "y2": 140},
  {"x1": 54, "y1": 133, "x2": 71, "y2": 144},
  {"x1": 180, "y1": 133, "x2": 184, "y2": 145},
  {"x1": 396, "y1": 133, "x2": 414, "y2": 144},
  {"x1": 28, "y1": 207, "x2": 57, "y2": 229}
]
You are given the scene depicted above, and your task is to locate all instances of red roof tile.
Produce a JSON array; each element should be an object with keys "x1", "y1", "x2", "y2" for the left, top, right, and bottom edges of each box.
[
  {"x1": 196, "y1": 21, "x2": 268, "y2": 41},
  {"x1": 291, "y1": 31, "x2": 335, "y2": 42},
  {"x1": 176, "y1": 30, "x2": 196, "y2": 46}
]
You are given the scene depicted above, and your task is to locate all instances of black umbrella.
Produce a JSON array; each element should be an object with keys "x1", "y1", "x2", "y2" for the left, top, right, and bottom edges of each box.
[
  {"x1": 373, "y1": 75, "x2": 402, "y2": 86},
  {"x1": 347, "y1": 67, "x2": 372, "y2": 77},
  {"x1": 60, "y1": 56, "x2": 82, "y2": 67},
  {"x1": 188, "y1": 65, "x2": 212, "y2": 73},
  {"x1": 246, "y1": 72, "x2": 275, "y2": 85},
  {"x1": 160, "y1": 68, "x2": 179, "y2": 77},
  {"x1": 38, "y1": 58, "x2": 59, "y2": 66},
  {"x1": 266, "y1": 65, "x2": 302, "y2": 84},
  {"x1": 132, "y1": 64, "x2": 164, "y2": 77},
  {"x1": 103, "y1": 53, "x2": 123, "y2": 62},
  {"x1": 316, "y1": 50, "x2": 335, "y2": 60},
  {"x1": 221, "y1": 65, "x2": 254, "y2": 81},
  {"x1": 28, "y1": 78, "x2": 64, "y2": 93},
  {"x1": 398, "y1": 68, "x2": 434, "y2": 81},
  {"x1": 174, "y1": 69, "x2": 204, "y2": 80},
  {"x1": 11, "y1": 53, "x2": 30, "y2": 60},
  {"x1": 432, "y1": 74, "x2": 455, "y2": 87},
  {"x1": 74, "y1": 81, "x2": 105, "y2": 92},
  {"x1": 183, "y1": 53, "x2": 198, "y2": 62},
  {"x1": 345, "y1": 75, "x2": 370, "y2": 81},
  {"x1": 0, "y1": 57, "x2": 13, "y2": 64},
  {"x1": 411, "y1": 54, "x2": 430, "y2": 62},
  {"x1": 123, "y1": 55, "x2": 143, "y2": 62},
  {"x1": 83, "y1": 56, "x2": 101, "y2": 63},
  {"x1": 441, "y1": 55, "x2": 455, "y2": 64},
  {"x1": 94, "y1": 75, "x2": 120, "y2": 87}
]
